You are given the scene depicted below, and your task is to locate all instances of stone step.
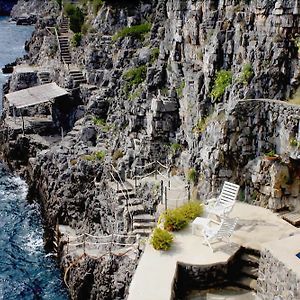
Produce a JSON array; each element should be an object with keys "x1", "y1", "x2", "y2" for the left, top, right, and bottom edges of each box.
[
  {"x1": 72, "y1": 75, "x2": 85, "y2": 79},
  {"x1": 127, "y1": 198, "x2": 142, "y2": 205},
  {"x1": 128, "y1": 204, "x2": 146, "y2": 215},
  {"x1": 133, "y1": 214, "x2": 155, "y2": 223},
  {"x1": 133, "y1": 222, "x2": 156, "y2": 230},
  {"x1": 73, "y1": 79, "x2": 87, "y2": 86},
  {"x1": 241, "y1": 266, "x2": 258, "y2": 279},
  {"x1": 240, "y1": 253, "x2": 260, "y2": 267},
  {"x1": 132, "y1": 228, "x2": 153, "y2": 237},
  {"x1": 234, "y1": 276, "x2": 257, "y2": 290},
  {"x1": 117, "y1": 191, "x2": 136, "y2": 200},
  {"x1": 69, "y1": 71, "x2": 84, "y2": 75}
]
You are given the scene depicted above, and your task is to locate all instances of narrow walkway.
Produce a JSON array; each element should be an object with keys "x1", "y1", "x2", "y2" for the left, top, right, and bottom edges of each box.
[{"x1": 128, "y1": 202, "x2": 300, "y2": 300}]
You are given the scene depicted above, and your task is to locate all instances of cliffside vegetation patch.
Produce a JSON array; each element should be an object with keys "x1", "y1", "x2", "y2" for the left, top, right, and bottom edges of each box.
[
  {"x1": 64, "y1": 3, "x2": 84, "y2": 33},
  {"x1": 112, "y1": 22, "x2": 151, "y2": 41},
  {"x1": 210, "y1": 69, "x2": 233, "y2": 100}
]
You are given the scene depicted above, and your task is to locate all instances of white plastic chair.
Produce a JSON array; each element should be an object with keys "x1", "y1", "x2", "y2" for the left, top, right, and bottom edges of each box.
[
  {"x1": 202, "y1": 217, "x2": 238, "y2": 252},
  {"x1": 205, "y1": 181, "x2": 240, "y2": 218}
]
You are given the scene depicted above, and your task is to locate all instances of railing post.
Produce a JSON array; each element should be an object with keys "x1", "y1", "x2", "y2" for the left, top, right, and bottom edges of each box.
[
  {"x1": 83, "y1": 234, "x2": 86, "y2": 255},
  {"x1": 67, "y1": 236, "x2": 69, "y2": 254},
  {"x1": 160, "y1": 180, "x2": 164, "y2": 204},
  {"x1": 188, "y1": 184, "x2": 191, "y2": 202},
  {"x1": 168, "y1": 170, "x2": 170, "y2": 190},
  {"x1": 164, "y1": 186, "x2": 168, "y2": 210}
]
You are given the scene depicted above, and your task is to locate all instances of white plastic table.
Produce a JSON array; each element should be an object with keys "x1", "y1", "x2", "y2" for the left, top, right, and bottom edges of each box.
[{"x1": 192, "y1": 217, "x2": 210, "y2": 235}]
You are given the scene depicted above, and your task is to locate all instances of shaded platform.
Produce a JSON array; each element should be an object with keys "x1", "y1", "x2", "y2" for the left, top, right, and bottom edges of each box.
[
  {"x1": 128, "y1": 202, "x2": 300, "y2": 300},
  {"x1": 6, "y1": 82, "x2": 68, "y2": 109}
]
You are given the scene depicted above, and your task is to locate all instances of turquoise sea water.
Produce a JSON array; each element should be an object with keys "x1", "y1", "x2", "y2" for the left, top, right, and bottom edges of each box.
[
  {"x1": 0, "y1": 16, "x2": 32, "y2": 108},
  {"x1": 0, "y1": 17, "x2": 68, "y2": 299}
]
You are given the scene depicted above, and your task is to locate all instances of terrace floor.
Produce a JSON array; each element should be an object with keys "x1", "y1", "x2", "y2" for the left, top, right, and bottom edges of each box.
[{"x1": 127, "y1": 202, "x2": 300, "y2": 300}]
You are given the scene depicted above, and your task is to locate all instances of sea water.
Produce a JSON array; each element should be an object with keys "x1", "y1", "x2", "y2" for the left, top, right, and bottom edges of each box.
[{"x1": 0, "y1": 17, "x2": 68, "y2": 299}]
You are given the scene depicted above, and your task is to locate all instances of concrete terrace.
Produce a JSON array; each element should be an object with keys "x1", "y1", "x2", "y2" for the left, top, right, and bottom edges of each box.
[{"x1": 127, "y1": 202, "x2": 300, "y2": 300}]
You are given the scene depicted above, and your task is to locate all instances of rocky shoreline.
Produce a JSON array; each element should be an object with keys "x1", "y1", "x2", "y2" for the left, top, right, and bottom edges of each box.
[{"x1": 1, "y1": 0, "x2": 300, "y2": 299}]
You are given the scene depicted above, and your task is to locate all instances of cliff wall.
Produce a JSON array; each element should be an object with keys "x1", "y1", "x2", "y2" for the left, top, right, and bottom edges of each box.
[{"x1": 1, "y1": 0, "x2": 300, "y2": 299}]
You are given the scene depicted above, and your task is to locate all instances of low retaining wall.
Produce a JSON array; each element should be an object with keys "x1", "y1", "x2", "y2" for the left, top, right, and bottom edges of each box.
[{"x1": 257, "y1": 250, "x2": 300, "y2": 299}]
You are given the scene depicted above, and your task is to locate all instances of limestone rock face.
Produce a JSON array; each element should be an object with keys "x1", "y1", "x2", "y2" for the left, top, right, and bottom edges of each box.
[{"x1": 2, "y1": 0, "x2": 300, "y2": 299}]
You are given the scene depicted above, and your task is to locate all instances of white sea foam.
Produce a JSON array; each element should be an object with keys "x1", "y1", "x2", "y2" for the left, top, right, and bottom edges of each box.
[{"x1": 23, "y1": 232, "x2": 43, "y2": 254}]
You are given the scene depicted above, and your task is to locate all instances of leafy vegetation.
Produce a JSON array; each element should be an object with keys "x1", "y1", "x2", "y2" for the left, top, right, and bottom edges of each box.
[
  {"x1": 56, "y1": 0, "x2": 62, "y2": 9},
  {"x1": 290, "y1": 138, "x2": 300, "y2": 147},
  {"x1": 150, "y1": 47, "x2": 159, "y2": 63},
  {"x1": 112, "y1": 22, "x2": 151, "y2": 42},
  {"x1": 170, "y1": 143, "x2": 181, "y2": 154},
  {"x1": 162, "y1": 201, "x2": 203, "y2": 232},
  {"x1": 150, "y1": 227, "x2": 174, "y2": 251},
  {"x1": 91, "y1": 0, "x2": 103, "y2": 15},
  {"x1": 123, "y1": 65, "x2": 147, "y2": 93},
  {"x1": 179, "y1": 201, "x2": 204, "y2": 221},
  {"x1": 193, "y1": 116, "x2": 210, "y2": 134},
  {"x1": 92, "y1": 117, "x2": 112, "y2": 132},
  {"x1": 83, "y1": 151, "x2": 106, "y2": 161},
  {"x1": 71, "y1": 32, "x2": 82, "y2": 46},
  {"x1": 186, "y1": 168, "x2": 197, "y2": 184},
  {"x1": 265, "y1": 150, "x2": 276, "y2": 157},
  {"x1": 176, "y1": 81, "x2": 185, "y2": 98},
  {"x1": 239, "y1": 63, "x2": 254, "y2": 84},
  {"x1": 210, "y1": 70, "x2": 233, "y2": 100},
  {"x1": 64, "y1": 3, "x2": 85, "y2": 33}
]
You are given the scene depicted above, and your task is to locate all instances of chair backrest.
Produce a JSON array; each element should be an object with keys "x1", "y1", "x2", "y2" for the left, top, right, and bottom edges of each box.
[
  {"x1": 218, "y1": 181, "x2": 240, "y2": 207},
  {"x1": 214, "y1": 217, "x2": 238, "y2": 240}
]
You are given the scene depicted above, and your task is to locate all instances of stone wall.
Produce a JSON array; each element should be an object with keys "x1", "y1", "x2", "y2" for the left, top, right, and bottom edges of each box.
[
  {"x1": 257, "y1": 249, "x2": 300, "y2": 300},
  {"x1": 172, "y1": 261, "x2": 230, "y2": 299},
  {"x1": 195, "y1": 99, "x2": 300, "y2": 210}
]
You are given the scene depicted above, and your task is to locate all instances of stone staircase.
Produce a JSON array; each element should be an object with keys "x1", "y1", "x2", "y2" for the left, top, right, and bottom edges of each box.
[
  {"x1": 69, "y1": 69, "x2": 87, "y2": 87},
  {"x1": 37, "y1": 71, "x2": 51, "y2": 85},
  {"x1": 232, "y1": 248, "x2": 260, "y2": 291},
  {"x1": 114, "y1": 181, "x2": 156, "y2": 237},
  {"x1": 58, "y1": 35, "x2": 71, "y2": 65},
  {"x1": 60, "y1": 17, "x2": 69, "y2": 34}
]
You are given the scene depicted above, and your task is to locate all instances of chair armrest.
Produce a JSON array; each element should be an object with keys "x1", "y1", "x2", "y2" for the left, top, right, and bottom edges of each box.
[{"x1": 205, "y1": 197, "x2": 217, "y2": 205}]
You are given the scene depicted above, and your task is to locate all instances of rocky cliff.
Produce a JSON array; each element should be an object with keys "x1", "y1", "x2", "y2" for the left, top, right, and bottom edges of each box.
[{"x1": 1, "y1": 0, "x2": 300, "y2": 299}]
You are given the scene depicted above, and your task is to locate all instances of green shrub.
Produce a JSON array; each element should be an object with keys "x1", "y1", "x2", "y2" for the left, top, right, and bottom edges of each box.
[
  {"x1": 162, "y1": 201, "x2": 203, "y2": 232},
  {"x1": 150, "y1": 227, "x2": 174, "y2": 251},
  {"x1": 64, "y1": 2, "x2": 76, "y2": 15},
  {"x1": 210, "y1": 70, "x2": 233, "y2": 100},
  {"x1": 163, "y1": 209, "x2": 189, "y2": 231},
  {"x1": 193, "y1": 116, "x2": 210, "y2": 134},
  {"x1": 94, "y1": 150, "x2": 106, "y2": 160},
  {"x1": 265, "y1": 150, "x2": 276, "y2": 157},
  {"x1": 65, "y1": 4, "x2": 85, "y2": 33},
  {"x1": 150, "y1": 47, "x2": 159, "y2": 63},
  {"x1": 56, "y1": 0, "x2": 62, "y2": 9},
  {"x1": 93, "y1": 117, "x2": 106, "y2": 126},
  {"x1": 92, "y1": 0, "x2": 103, "y2": 14},
  {"x1": 179, "y1": 201, "x2": 204, "y2": 221},
  {"x1": 83, "y1": 151, "x2": 105, "y2": 161},
  {"x1": 93, "y1": 117, "x2": 112, "y2": 132},
  {"x1": 112, "y1": 22, "x2": 151, "y2": 41},
  {"x1": 290, "y1": 138, "x2": 300, "y2": 147},
  {"x1": 186, "y1": 168, "x2": 197, "y2": 184},
  {"x1": 170, "y1": 143, "x2": 181, "y2": 154},
  {"x1": 176, "y1": 81, "x2": 185, "y2": 98},
  {"x1": 71, "y1": 32, "x2": 82, "y2": 46},
  {"x1": 123, "y1": 65, "x2": 147, "y2": 92},
  {"x1": 239, "y1": 63, "x2": 254, "y2": 84}
]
